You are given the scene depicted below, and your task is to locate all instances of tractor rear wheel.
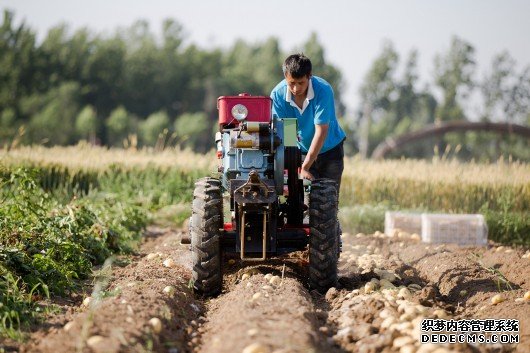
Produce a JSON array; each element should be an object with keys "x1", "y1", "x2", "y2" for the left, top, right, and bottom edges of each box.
[
  {"x1": 308, "y1": 179, "x2": 339, "y2": 293},
  {"x1": 190, "y1": 178, "x2": 223, "y2": 296}
]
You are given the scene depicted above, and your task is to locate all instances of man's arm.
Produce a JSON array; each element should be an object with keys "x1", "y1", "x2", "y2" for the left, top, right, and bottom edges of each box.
[
  {"x1": 300, "y1": 123, "x2": 328, "y2": 180},
  {"x1": 300, "y1": 82, "x2": 335, "y2": 180}
]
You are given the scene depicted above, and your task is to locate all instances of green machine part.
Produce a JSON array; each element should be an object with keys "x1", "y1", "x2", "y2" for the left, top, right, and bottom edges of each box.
[
  {"x1": 282, "y1": 118, "x2": 298, "y2": 147},
  {"x1": 272, "y1": 117, "x2": 298, "y2": 195}
]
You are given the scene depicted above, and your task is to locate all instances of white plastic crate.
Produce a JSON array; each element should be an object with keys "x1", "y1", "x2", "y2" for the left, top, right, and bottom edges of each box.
[
  {"x1": 421, "y1": 213, "x2": 488, "y2": 246},
  {"x1": 384, "y1": 211, "x2": 422, "y2": 236}
]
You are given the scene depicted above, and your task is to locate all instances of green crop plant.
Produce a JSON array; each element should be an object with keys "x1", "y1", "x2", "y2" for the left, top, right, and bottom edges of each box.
[
  {"x1": 0, "y1": 166, "x2": 149, "y2": 338},
  {"x1": 469, "y1": 253, "x2": 514, "y2": 292},
  {"x1": 0, "y1": 271, "x2": 48, "y2": 340}
]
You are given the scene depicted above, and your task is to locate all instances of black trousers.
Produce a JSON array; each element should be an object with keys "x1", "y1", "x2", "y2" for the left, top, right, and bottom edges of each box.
[{"x1": 303, "y1": 140, "x2": 344, "y2": 193}]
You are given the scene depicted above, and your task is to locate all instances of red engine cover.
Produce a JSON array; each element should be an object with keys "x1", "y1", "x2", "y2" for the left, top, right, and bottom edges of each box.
[{"x1": 217, "y1": 93, "x2": 272, "y2": 128}]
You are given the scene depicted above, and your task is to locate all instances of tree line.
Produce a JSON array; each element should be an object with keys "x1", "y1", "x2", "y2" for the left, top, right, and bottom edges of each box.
[
  {"x1": 1, "y1": 10, "x2": 529, "y2": 160},
  {"x1": 0, "y1": 10, "x2": 342, "y2": 152},
  {"x1": 352, "y1": 39, "x2": 530, "y2": 160}
]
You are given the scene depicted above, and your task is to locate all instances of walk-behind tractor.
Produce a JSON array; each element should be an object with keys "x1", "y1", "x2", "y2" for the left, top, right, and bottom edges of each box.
[{"x1": 189, "y1": 93, "x2": 339, "y2": 296}]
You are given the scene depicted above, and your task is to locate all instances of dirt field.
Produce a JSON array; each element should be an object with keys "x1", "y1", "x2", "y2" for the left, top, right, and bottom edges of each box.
[{"x1": 4, "y1": 227, "x2": 529, "y2": 353}]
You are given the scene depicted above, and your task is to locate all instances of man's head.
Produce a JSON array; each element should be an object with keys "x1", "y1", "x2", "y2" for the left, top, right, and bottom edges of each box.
[
  {"x1": 283, "y1": 54, "x2": 312, "y2": 78},
  {"x1": 283, "y1": 54, "x2": 312, "y2": 98}
]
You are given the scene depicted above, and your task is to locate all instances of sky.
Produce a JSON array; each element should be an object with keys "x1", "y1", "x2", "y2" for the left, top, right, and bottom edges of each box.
[{"x1": 2, "y1": 0, "x2": 530, "y2": 117}]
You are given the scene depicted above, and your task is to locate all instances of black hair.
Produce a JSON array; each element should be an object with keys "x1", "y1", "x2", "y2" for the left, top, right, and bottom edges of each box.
[{"x1": 282, "y1": 53, "x2": 312, "y2": 78}]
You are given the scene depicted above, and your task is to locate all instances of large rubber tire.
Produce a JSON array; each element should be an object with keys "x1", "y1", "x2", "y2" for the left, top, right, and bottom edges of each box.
[
  {"x1": 308, "y1": 179, "x2": 339, "y2": 293},
  {"x1": 190, "y1": 178, "x2": 223, "y2": 296}
]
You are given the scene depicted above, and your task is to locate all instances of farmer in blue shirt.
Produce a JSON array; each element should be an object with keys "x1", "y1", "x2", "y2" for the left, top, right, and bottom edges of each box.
[{"x1": 270, "y1": 54, "x2": 346, "y2": 191}]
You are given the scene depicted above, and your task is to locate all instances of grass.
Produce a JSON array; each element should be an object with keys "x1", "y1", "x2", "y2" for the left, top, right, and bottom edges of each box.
[
  {"x1": 339, "y1": 157, "x2": 530, "y2": 244},
  {"x1": 469, "y1": 252, "x2": 514, "y2": 292},
  {"x1": 0, "y1": 142, "x2": 216, "y2": 173},
  {"x1": 338, "y1": 204, "x2": 388, "y2": 235},
  {"x1": 0, "y1": 272, "x2": 47, "y2": 340},
  {"x1": 340, "y1": 156, "x2": 530, "y2": 212}
]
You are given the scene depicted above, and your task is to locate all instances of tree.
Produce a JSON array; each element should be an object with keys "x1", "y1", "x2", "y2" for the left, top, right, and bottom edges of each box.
[
  {"x1": 358, "y1": 41, "x2": 398, "y2": 157},
  {"x1": 174, "y1": 112, "x2": 212, "y2": 153},
  {"x1": 139, "y1": 110, "x2": 170, "y2": 146},
  {"x1": 1, "y1": 11, "x2": 350, "y2": 151},
  {"x1": 382, "y1": 51, "x2": 438, "y2": 158},
  {"x1": 75, "y1": 105, "x2": 97, "y2": 143},
  {"x1": 0, "y1": 10, "x2": 38, "y2": 114},
  {"x1": 39, "y1": 24, "x2": 71, "y2": 87},
  {"x1": 302, "y1": 32, "x2": 345, "y2": 116},
  {"x1": 481, "y1": 52, "x2": 530, "y2": 124},
  {"x1": 0, "y1": 108, "x2": 16, "y2": 143},
  {"x1": 355, "y1": 43, "x2": 440, "y2": 159},
  {"x1": 481, "y1": 51, "x2": 516, "y2": 122},
  {"x1": 158, "y1": 18, "x2": 187, "y2": 117},
  {"x1": 28, "y1": 82, "x2": 81, "y2": 145},
  {"x1": 253, "y1": 37, "x2": 283, "y2": 94},
  {"x1": 106, "y1": 106, "x2": 137, "y2": 147},
  {"x1": 505, "y1": 67, "x2": 530, "y2": 124},
  {"x1": 221, "y1": 39, "x2": 266, "y2": 96},
  {"x1": 434, "y1": 36, "x2": 476, "y2": 122},
  {"x1": 121, "y1": 21, "x2": 165, "y2": 118},
  {"x1": 83, "y1": 36, "x2": 125, "y2": 119}
]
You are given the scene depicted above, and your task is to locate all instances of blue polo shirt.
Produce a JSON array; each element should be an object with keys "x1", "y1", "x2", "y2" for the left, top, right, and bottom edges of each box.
[{"x1": 270, "y1": 75, "x2": 346, "y2": 154}]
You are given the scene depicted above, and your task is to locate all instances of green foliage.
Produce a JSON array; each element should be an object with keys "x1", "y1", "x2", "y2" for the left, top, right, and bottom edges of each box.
[
  {"x1": 174, "y1": 112, "x2": 211, "y2": 152},
  {"x1": 0, "y1": 166, "x2": 154, "y2": 336},
  {"x1": 0, "y1": 150, "x2": 528, "y2": 339},
  {"x1": 139, "y1": 111, "x2": 170, "y2": 146},
  {"x1": 28, "y1": 82, "x2": 81, "y2": 145},
  {"x1": 75, "y1": 105, "x2": 97, "y2": 140},
  {"x1": 0, "y1": 272, "x2": 46, "y2": 340},
  {"x1": 483, "y1": 210, "x2": 530, "y2": 246},
  {"x1": 360, "y1": 41, "x2": 399, "y2": 110},
  {"x1": 0, "y1": 108, "x2": 17, "y2": 142},
  {"x1": 434, "y1": 36, "x2": 476, "y2": 122},
  {"x1": 0, "y1": 10, "x2": 37, "y2": 111},
  {"x1": 339, "y1": 204, "x2": 387, "y2": 235},
  {"x1": 1, "y1": 9, "x2": 529, "y2": 158},
  {"x1": 0, "y1": 11, "x2": 347, "y2": 149},
  {"x1": 481, "y1": 51, "x2": 530, "y2": 124},
  {"x1": 302, "y1": 33, "x2": 345, "y2": 115},
  {"x1": 354, "y1": 35, "x2": 529, "y2": 161},
  {"x1": 356, "y1": 42, "x2": 438, "y2": 158},
  {"x1": 220, "y1": 38, "x2": 283, "y2": 98},
  {"x1": 106, "y1": 106, "x2": 136, "y2": 146}
]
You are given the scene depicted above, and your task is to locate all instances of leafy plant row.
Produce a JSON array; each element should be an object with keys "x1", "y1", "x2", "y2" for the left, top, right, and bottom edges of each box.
[{"x1": 0, "y1": 165, "x2": 200, "y2": 339}]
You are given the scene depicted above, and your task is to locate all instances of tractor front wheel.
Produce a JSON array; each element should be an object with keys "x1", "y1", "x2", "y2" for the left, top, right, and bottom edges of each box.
[
  {"x1": 308, "y1": 179, "x2": 339, "y2": 294},
  {"x1": 190, "y1": 178, "x2": 223, "y2": 296}
]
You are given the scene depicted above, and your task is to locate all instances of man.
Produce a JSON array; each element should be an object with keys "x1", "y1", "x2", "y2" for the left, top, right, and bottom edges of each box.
[{"x1": 270, "y1": 53, "x2": 346, "y2": 191}]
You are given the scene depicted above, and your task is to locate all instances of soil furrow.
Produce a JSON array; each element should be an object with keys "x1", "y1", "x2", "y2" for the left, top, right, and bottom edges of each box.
[
  {"x1": 20, "y1": 227, "x2": 200, "y2": 353},
  {"x1": 194, "y1": 253, "x2": 346, "y2": 353},
  {"x1": 6, "y1": 228, "x2": 529, "y2": 353}
]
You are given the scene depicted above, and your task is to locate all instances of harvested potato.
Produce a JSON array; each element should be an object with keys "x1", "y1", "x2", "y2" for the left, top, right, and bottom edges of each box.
[
  {"x1": 163, "y1": 286, "x2": 175, "y2": 296},
  {"x1": 491, "y1": 294, "x2": 504, "y2": 305},
  {"x1": 242, "y1": 343, "x2": 270, "y2": 353},
  {"x1": 148, "y1": 317, "x2": 162, "y2": 333},
  {"x1": 163, "y1": 258, "x2": 176, "y2": 268}
]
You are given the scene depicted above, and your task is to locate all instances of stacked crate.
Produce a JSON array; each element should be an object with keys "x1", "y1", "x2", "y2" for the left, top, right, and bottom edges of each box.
[
  {"x1": 384, "y1": 212, "x2": 422, "y2": 236},
  {"x1": 384, "y1": 212, "x2": 488, "y2": 246},
  {"x1": 421, "y1": 213, "x2": 488, "y2": 246}
]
